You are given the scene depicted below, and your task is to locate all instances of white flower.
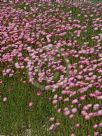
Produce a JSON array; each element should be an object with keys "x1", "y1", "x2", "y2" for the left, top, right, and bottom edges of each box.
[
  {"x1": 48, "y1": 124, "x2": 55, "y2": 131},
  {"x1": 49, "y1": 117, "x2": 55, "y2": 122},
  {"x1": 3, "y1": 97, "x2": 7, "y2": 102}
]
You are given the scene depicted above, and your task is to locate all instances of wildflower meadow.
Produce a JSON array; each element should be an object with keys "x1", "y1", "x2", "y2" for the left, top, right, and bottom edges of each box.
[{"x1": 0, "y1": 0, "x2": 102, "y2": 136}]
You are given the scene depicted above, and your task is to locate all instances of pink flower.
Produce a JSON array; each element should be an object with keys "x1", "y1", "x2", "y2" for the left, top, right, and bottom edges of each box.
[
  {"x1": 70, "y1": 133, "x2": 76, "y2": 136},
  {"x1": 37, "y1": 91, "x2": 42, "y2": 96},
  {"x1": 93, "y1": 124, "x2": 98, "y2": 129},
  {"x1": 64, "y1": 110, "x2": 70, "y2": 116},
  {"x1": 57, "y1": 108, "x2": 61, "y2": 113},
  {"x1": 69, "y1": 114, "x2": 74, "y2": 119},
  {"x1": 93, "y1": 104, "x2": 100, "y2": 110},
  {"x1": 52, "y1": 100, "x2": 58, "y2": 105},
  {"x1": 85, "y1": 115, "x2": 90, "y2": 120},
  {"x1": 94, "y1": 131, "x2": 99, "y2": 136},
  {"x1": 99, "y1": 122, "x2": 102, "y2": 127},
  {"x1": 75, "y1": 123, "x2": 80, "y2": 128},
  {"x1": 80, "y1": 95, "x2": 86, "y2": 100},
  {"x1": 28, "y1": 102, "x2": 33, "y2": 107},
  {"x1": 72, "y1": 99, "x2": 78, "y2": 104},
  {"x1": 71, "y1": 108, "x2": 77, "y2": 114},
  {"x1": 0, "y1": 80, "x2": 3, "y2": 84}
]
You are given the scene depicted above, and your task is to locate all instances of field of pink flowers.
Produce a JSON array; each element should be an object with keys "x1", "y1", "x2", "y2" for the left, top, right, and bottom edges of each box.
[{"x1": 0, "y1": 1, "x2": 102, "y2": 136}]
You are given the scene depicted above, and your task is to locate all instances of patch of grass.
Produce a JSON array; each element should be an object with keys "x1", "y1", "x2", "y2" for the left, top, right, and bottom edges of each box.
[{"x1": 0, "y1": 77, "x2": 55, "y2": 136}]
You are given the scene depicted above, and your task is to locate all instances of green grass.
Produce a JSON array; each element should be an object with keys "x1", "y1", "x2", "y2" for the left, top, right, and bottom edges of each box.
[{"x1": 0, "y1": 77, "x2": 54, "y2": 136}]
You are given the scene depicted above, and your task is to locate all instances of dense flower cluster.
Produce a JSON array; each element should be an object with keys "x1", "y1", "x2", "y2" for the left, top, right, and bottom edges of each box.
[{"x1": 0, "y1": 1, "x2": 102, "y2": 135}]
